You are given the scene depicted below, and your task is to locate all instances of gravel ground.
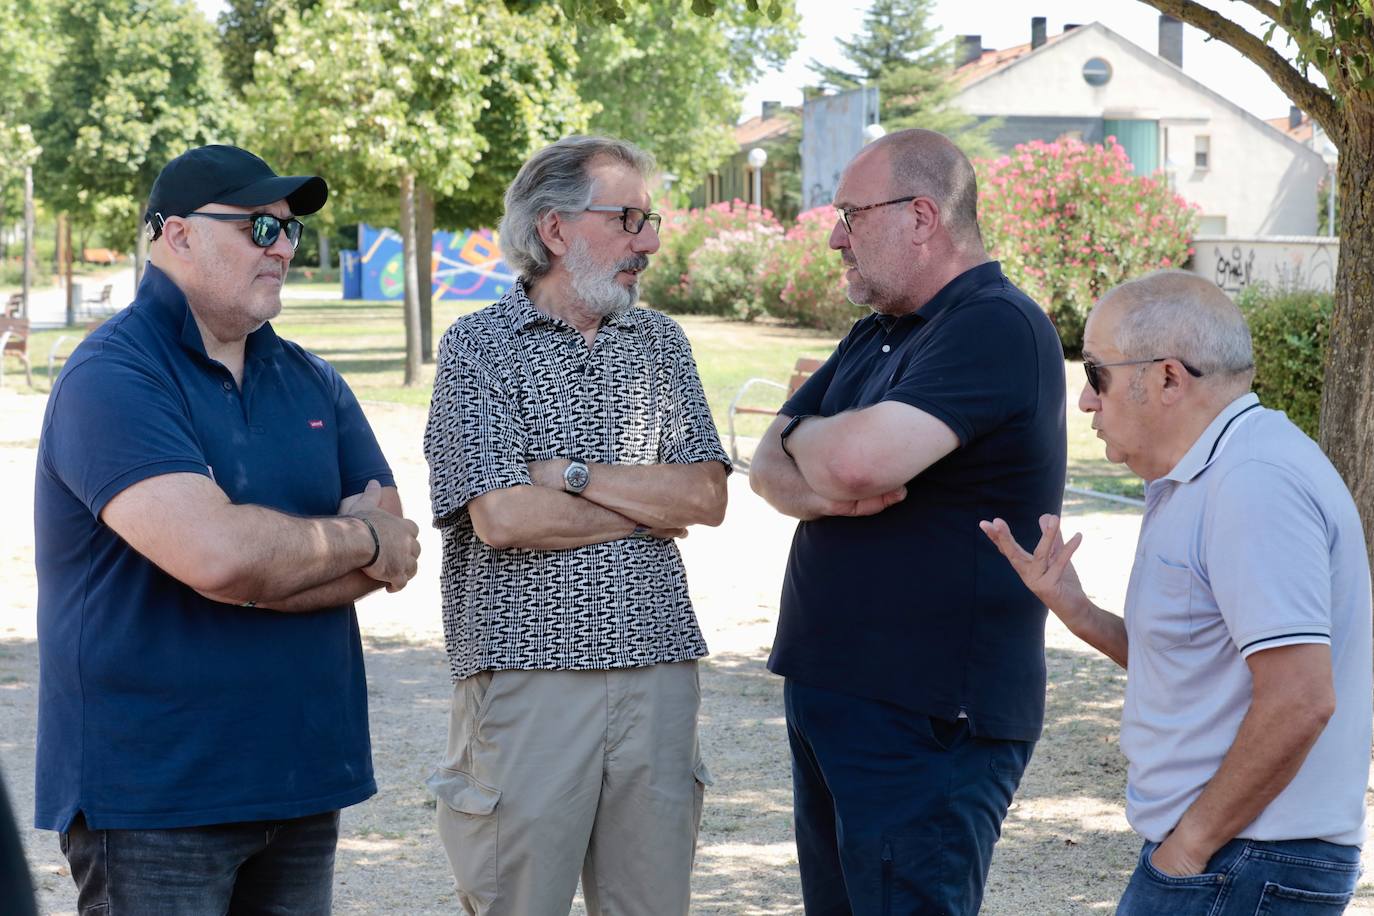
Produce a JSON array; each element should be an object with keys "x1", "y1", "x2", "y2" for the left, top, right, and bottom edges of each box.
[{"x1": 3, "y1": 392, "x2": 1372, "y2": 914}]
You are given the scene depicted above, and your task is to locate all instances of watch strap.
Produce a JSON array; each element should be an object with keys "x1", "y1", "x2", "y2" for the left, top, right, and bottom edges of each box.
[{"x1": 778, "y1": 415, "x2": 810, "y2": 461}]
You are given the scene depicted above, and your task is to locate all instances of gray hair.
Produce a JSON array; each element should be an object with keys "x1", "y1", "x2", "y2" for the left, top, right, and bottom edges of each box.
[
  {"x1": 1105, "y1": 270, "x2": 1255, "y2": 385},
  {"x1": 498, "y1": 135, "x2": 656, "y2": 282},
  {"x1": 873, "y1": 128, "x2": 984, "y2": 250}
]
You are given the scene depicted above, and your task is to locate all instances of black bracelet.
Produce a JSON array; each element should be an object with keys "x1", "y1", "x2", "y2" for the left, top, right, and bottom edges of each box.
[
  {"x1": 358, "y1": 516, "x2": 381, "y2": 568},
  {"x1": 779, "y1": 414, "x2": 810, "y2": 461}
]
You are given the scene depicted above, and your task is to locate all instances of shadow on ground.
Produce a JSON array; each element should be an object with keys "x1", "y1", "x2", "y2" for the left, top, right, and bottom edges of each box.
[{"x1": 7, "y1": 634, "x2": 1373, "y2": 915}]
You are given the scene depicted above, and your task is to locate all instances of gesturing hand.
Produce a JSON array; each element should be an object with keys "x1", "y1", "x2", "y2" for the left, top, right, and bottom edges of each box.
[{"x1": 978, "y1": 514, "x2": 1087, "y2": 618}]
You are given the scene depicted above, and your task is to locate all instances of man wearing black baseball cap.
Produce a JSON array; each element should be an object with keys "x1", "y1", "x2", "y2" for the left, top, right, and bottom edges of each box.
[{"x1": 33, "y1": 145, "x2": 422, "y2": 912}]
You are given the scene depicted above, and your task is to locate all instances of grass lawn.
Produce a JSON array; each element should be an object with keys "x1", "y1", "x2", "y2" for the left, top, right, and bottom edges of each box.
[{"x1": 3, "y1": 291, "x2": 1140, "y2": 499}]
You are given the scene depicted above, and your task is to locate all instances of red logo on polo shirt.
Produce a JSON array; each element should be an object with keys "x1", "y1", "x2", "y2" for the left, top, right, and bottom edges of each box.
[{"x1": 308, "y1": 419, "x2": 325, "y2": 429}]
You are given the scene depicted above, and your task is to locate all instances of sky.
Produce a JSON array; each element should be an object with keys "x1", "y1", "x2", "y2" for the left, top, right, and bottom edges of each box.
[
  {"x1": 192, "y1": 0, "x2": 1304, "y2": 125},
  {"x1": 743, "y1": 0, "x2": 1301, "y2": 123}
]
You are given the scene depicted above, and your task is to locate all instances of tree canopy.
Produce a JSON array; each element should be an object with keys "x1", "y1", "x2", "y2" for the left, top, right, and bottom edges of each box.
[
  {"x1": 575, "y1": 0, "x2": 799, "y2": 190},
  {"x1": 0, "y1": 0, "x2": 52, "y2": 182},
  {"x1": 35, "y1": 0, "x2": 235, "y2": 240}
]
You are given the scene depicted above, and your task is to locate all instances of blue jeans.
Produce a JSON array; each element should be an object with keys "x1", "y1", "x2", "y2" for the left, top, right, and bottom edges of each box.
[
  {"x1": 785, "y1": 679, "x2": 1034, "y2": 916},
  {"x1": 1117, "y1": 836, "x2": 1360, "y2": 915},
  {"x1": 59, "y1": 810, "x2": 340, "y2": 915}
]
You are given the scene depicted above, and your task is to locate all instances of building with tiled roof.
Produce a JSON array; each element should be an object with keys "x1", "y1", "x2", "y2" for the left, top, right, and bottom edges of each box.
[
  {"x1": 688, "y1": 102, "x2": 798, "y2": 218},
  {"x1": 950, "y1": 16, "x2": 1326, "y2": 236}
]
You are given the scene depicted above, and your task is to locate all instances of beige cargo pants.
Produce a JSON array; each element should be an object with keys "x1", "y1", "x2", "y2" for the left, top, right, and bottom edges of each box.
[{"x1": 427, "y1": 662, "x2": 711, "y2": 916}]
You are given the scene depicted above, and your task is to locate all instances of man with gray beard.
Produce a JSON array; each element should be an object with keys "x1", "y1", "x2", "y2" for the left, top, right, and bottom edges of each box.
[{"x1": 422, "y1": 135, "x2": 730, "y2": 916}]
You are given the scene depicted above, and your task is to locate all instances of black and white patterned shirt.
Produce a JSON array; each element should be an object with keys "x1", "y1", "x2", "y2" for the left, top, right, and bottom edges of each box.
[{"x1": 424, "y1": 280, "x2": 730, "y2": 682}]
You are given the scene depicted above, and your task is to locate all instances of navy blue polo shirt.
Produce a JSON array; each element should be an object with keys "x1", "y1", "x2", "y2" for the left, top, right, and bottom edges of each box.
[
  {"x1": 33, "y1": 264, "x2": 393, "y2": 831},
  {"x1": 768, "y1": 261, "x2": 1066, "y2": 742}
]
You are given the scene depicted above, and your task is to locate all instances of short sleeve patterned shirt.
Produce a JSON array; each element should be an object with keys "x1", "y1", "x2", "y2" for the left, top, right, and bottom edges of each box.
[{"x1": 424, "y1": 280, "x2": 730, "y2": 681}]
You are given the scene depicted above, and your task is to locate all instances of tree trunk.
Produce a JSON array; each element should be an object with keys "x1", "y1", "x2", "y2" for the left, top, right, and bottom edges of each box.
[
  {"x1": 1317, "y1": 132, "x2": 1374, "y2": 570},
  {"x1": 318, "y1": 230, "x2": 331, "y2": 271},
  {"x1": 399, "y1": 173, "x2": 423, "y2": 387},
  {"x1": 418, "y1": 183, "x2": 435, "y2": 364},
  {"x1": 134, "y1": 216, "x2": 148, "y2": 289},
  {"x1": 21, "y1": 166, "x2": 34, "y2": 318},
  {"x1": 54, "y1": 212, "x2": 65, "y2": 283},
  {"x1": 62, "y1": 215, "x2": 76, "y2": 327}
]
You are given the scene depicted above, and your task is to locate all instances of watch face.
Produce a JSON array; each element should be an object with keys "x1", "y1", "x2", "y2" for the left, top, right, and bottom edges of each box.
[{"x1": 566, "y1": 463, "x2": 590, "y2": 491}]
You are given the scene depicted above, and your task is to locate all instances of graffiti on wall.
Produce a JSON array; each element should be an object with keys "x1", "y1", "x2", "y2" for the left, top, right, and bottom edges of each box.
[
  {"x1": 347, "y1": 224, "x2": 517, "y2": 301},
  {"x1": 1192, "y1": 239, "x2": 1337, "y2": 295}
]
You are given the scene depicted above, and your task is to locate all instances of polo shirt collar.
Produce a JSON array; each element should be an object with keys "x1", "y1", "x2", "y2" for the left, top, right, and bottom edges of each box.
[
  {"x1": 917, "y1": 260, "x2": 1005, "y2": 323},
  {"x1": 501, "y1": 277, "x2": 642, "y2": 334},
  {"x1": 137, "y1": 262, "x2": 284, "y2": 363},
  {"x1": 1162, "y1": 392, "x2": 1262, "y2": 483}
]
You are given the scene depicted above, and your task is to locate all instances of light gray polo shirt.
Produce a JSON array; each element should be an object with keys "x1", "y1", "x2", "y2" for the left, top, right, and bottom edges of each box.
[{"x1": 1120, "y1": 392, "x2": 1372, "y2": 846}]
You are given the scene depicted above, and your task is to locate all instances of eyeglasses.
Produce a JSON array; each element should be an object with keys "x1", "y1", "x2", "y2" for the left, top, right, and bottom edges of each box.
[
  {"x1": 1084, "y1": 357, "x2": 1204, "y2": 394},
  {"x1": 834, "y1": 196, "x2": 918, "y2": 233},
  {"x1": 186, "y1": 212, "x2": 306, "y2": 250},
  {"x1": 585, "y1": 205, "x2": 661, "y2": 235}
]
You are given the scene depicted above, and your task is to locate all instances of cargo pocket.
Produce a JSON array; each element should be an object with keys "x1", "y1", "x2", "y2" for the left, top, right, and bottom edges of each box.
[
  {"x1": 690, "y1": 758, "x2": 713, "y2": 864},
  {"x1": 427, "y1": 767, "x2": 501, "y2": 915}
]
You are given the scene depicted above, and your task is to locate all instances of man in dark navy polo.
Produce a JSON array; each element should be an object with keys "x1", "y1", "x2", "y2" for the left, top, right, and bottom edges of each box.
[
  {"x1": 750, "y1": 128, "x2": 1066, "y2": 914},
  {"x1": 33, "y1": 145, "x2": 422, "y2": 913}
]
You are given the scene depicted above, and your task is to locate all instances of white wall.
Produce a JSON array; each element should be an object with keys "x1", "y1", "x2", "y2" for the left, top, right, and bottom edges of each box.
[
  {"x1": 1185, "y1": 236, "x2": 1338, "y2": 294},
  {"x1": 955, "y1": 24, "x2": 1324, "y2": 236}
]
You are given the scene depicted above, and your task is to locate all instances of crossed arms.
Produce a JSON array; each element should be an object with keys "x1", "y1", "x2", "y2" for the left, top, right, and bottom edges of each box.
[
  {"x1": 749, "y1": 404, "x2": 958, "y2": 521},
  {"x1": 467, "y1": 459, "x2": 728, "y2": 551},
  {"x1": 102, "y1": 473, "x2": 422, "y2": 612}
]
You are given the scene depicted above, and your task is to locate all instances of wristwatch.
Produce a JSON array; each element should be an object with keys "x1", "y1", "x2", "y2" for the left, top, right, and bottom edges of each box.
[
  {"x1": 778, "y1": 415, "x2": 810, "y2": 460},
  {"x1": 563, "y1": 458, "x2": 590, "y2": 495}
]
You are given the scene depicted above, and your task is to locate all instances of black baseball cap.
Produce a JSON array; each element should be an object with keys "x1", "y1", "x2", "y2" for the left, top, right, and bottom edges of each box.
[{"x1": 144, "y1": 145, "x2": 329, "y2": 240}]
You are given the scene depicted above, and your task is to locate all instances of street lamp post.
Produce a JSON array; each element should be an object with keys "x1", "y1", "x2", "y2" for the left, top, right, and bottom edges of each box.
[{"x1": 747, "y1": 147, "x2": 767, "y2": 211}]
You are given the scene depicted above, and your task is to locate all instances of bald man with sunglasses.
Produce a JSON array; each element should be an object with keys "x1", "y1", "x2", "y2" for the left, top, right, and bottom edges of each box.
[
  {"x1": 982, "y1": 271, "x2": 1370, "y2": 914},
  {"x1": 33, "y1": 144, "x2": 421, "y2": 913}
]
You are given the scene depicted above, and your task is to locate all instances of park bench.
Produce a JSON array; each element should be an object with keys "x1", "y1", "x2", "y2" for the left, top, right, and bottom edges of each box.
[
  {"x1": 47, "y1": 319, "x2": 108, "y2": 389},
  {"x1": 5, "y1": 293, "x2": 20, "y2": 317},
  {"x1": 81, "y1": 283, "x2": 114, "y2": 319},
  {"x1": 81, "y1": 248, "x2": 121, "y2": 265},
  {"x1": 0, "y1": 316, "x2": 33, "y2": 390},
  {"x1": 726, "y1": 356, "x2": 825, "y2": 464}
]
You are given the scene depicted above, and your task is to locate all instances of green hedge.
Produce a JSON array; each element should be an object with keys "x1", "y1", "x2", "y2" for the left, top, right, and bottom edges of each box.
[{"x1": 1236, "y1": 284, "x2": 1331, "y2": 439}]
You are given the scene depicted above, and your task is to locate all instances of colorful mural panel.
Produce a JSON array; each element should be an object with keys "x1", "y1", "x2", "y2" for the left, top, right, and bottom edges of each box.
[{"x1": 345, "y1": 224, "x2": 516, "y2": 301}]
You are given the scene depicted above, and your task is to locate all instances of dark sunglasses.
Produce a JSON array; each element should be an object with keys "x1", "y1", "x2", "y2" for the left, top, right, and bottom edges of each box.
[
  {"x1": 584, "y1": 205, "x2": 662, "y2": 235},
  {"x1": 1084, "y1": 357, "x2": 1203, "y2": 394},
  {"x1": 186, "y1": 211, "x2": 306, "y2": 250}
]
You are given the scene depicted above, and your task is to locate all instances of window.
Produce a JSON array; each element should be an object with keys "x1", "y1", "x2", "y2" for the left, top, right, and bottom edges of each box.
[
  {"x1": 706, "y1": 173, "x2": 721, "y2": 205},
  {"x1": 1195, "y1": 135, "x2": 1211, "y2": 170},
  {"x1": 1082, "y1": 57, "x2": 1112, "y2": 86}
]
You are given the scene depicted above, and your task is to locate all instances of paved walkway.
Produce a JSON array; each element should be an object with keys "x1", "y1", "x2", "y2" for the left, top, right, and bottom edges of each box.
[{"x1": 15, "y1": 268, "x2": 136, "y2": 329}]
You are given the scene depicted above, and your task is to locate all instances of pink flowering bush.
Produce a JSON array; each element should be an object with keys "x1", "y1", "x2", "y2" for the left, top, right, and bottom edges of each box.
[
  {"x1": 976, "y1": 138, "x2": 1198, "y2": 354},
  {"x1": 762, "y1": 206, "x2": 858, "y2": 332},
  {"x1": 685, "y1": 223, "x2": 786, "y2": 320},
  {"x1": 642, "y1": 200, "x2": 781, "y2": 315}
]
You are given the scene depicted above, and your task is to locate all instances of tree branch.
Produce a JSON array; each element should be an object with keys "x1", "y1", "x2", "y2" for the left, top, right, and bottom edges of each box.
[
  {"x1": 1238, "y1": 0, "x2": 1282, "y2": 23},
  {"x1": 1134, "y1": 0, "x2": 1341, "y2": 146}
]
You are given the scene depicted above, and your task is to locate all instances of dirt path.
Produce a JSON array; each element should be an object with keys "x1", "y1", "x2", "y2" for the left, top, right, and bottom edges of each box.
[{"x1": 3, "y1": 393, "x2": 1371, "y2": 914}]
